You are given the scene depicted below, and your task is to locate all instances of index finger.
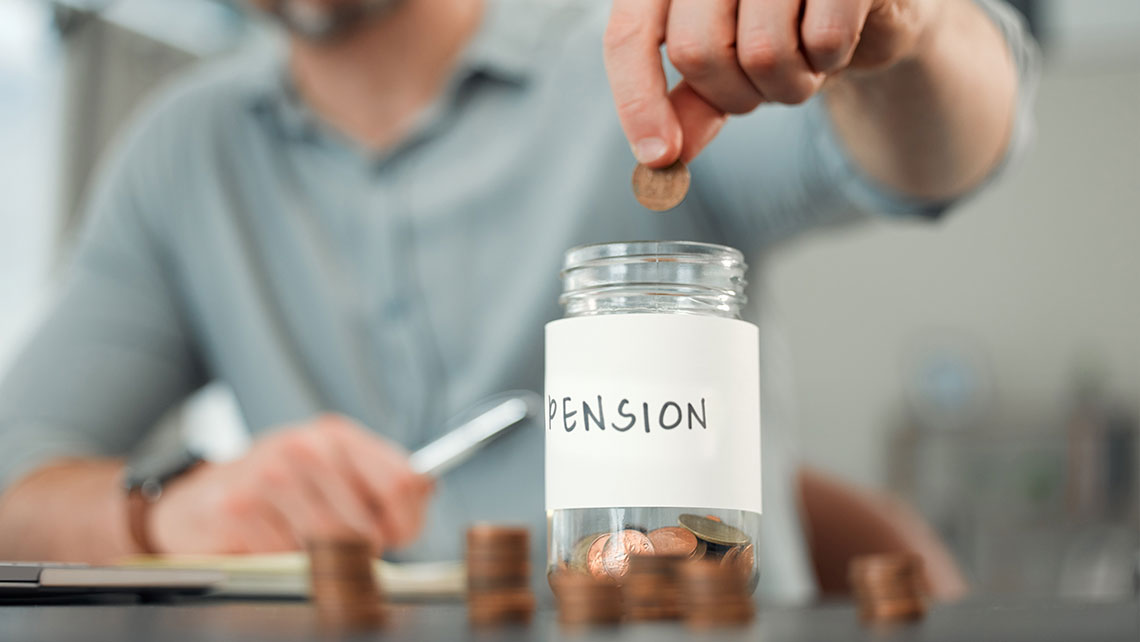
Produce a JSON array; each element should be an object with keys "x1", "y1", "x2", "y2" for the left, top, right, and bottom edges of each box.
[{"x1": 603, "y1": 0, "x2": 682, "y2": 167}]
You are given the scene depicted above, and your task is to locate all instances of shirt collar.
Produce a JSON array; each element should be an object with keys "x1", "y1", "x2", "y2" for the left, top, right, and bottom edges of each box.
[{"x1": 458, "y1": 0, "x2": 549, "y2": 84}]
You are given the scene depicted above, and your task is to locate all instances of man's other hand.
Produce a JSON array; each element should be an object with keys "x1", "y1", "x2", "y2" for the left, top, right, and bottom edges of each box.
[
  {"x1": 151, "y1": 415, "x2": 434, "y2": 554},
  {"x1": 603, "y1": 0, "x2": 940, "y2": 167}
]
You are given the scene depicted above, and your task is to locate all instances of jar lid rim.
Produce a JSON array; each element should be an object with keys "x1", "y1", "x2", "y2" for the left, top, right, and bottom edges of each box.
[{"x1": 563, "y1": 241, "x2": 745, "y2": 270}]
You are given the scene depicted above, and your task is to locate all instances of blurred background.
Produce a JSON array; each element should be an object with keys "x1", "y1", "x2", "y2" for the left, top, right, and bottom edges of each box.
[{"x1": 1, "y1": 0, "x2": 1137, "y2": 601}]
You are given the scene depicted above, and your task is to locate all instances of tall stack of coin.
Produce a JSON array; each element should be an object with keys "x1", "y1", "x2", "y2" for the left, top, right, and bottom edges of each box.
[
  {"x1": 622, "y1": 554, "x2": 684, "y2": 620},
  {"x1": 849, "y1": 553, "x2": 927, "y2": 623},
  {"x1": 551, "y1": 572, "x2": 624, "y2": 628},
  {"x1": 678, "y1": 560, "x2": 755, "y2": 628},
  {"x1": 465, "y1": 525, "x2": 535, "y2": 626},
  {"x1": 306, "y1": 538, "x2": 385, "y2": 631}
]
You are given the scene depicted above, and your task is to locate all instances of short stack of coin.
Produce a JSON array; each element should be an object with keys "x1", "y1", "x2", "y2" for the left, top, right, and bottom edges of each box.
[
  {"x1": 678, "y1": 559, "x2": 755, "y2": 628},
  {"x1": 465, "y1": 525, "x2": 535, "y2": 626},
  {"x1": 552, "y1": 572, "x2": 624, "y2": 628},
  {"x1": 622, "y1": 554, "x2": 684, "y2": 620},
  {"x1": 849, "y1": 553, "x2": 927, "y2": 623},
  {"x1": 306, "y1": 538, "x2": 385, "y2": 631}
]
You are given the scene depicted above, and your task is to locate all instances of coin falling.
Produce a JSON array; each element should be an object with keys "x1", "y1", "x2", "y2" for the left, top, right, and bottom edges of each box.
[{"x1": 632, "y1": 160, "x2": 691, "y2": 211}]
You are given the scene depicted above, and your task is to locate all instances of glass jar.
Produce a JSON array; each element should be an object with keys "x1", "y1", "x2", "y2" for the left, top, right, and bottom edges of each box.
[{"x1": 545, "y1": 241, "x2": 762, "y2": 592}]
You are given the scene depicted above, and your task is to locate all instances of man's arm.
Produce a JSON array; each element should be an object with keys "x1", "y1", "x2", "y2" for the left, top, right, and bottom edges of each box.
[
  {"x1": 0, "y1": 87, "x2": 435, "y2": 562},
  {"x1": 603, "y1": 0, "x2": 1031, "y2": 202},
  {"x1": 823, "y1": 0, "x2": 1018, "y2": 200},
  {"x1": 0, "y1": 108, "x2": 209, "y2": 562}
]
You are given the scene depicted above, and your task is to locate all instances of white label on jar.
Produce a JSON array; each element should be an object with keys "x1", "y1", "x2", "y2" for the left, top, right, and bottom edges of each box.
[{"x1": 545, "y1": 314, "x2": 762, "y2": 514}]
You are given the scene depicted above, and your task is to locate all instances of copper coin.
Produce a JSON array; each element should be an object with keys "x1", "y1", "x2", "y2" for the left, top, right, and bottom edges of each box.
[
  {"x1": 631, "y1": 160, "x2": 691, "y2": 211},
  {"x1": 570, "y1": 533, "x2": 604, "y2": 571},
  {"x1": 601, "y1": 530, "x2": 655, "y2": 579},
  {"x1": 678, "y1": 514, "x2": 751, "y2": 547},
  {"x1": 585, "y1": 534, "x2": 611, "y2": 580},
  {"x1": 647, "y1": 526, "x2": 698, "y2": 558}
]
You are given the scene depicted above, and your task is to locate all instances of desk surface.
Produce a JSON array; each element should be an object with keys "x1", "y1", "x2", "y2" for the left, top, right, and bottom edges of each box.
[{"x1": 1, "y1": 598, "x2": 1137, "y2": 642}]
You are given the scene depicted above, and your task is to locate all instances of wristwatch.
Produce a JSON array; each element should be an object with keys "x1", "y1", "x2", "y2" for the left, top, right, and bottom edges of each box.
[{"x1": 122, "y1": 448, "x2": 204, "y2": 554}]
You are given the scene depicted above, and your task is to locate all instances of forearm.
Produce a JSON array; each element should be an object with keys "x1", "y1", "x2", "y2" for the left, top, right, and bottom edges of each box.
[
  {"x1": 824, "y1": 0, "x2": 1019, "y2": 201},
  {"x1": 0, "y1": 459, "x2": 136, "y2": 562}
]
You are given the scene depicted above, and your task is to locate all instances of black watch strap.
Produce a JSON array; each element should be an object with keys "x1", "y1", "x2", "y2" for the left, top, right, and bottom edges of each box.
[{"x1": 123, "y1": 449, "x2": 204, "y2": 554}]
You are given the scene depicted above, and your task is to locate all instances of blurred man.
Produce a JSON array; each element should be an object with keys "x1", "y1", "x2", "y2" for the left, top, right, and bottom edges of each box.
[{"x1": 0, "y1": 0, "x2": 1036, "y2": 600}]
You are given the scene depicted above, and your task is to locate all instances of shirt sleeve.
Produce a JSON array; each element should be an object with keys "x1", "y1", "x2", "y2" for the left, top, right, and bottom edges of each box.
[
  {"x1": 0, "y1": 114, "x2": 208, "y2": 492},
  {"x1": 691, "y1": 0, "x2": 1040, "y2": 253}
]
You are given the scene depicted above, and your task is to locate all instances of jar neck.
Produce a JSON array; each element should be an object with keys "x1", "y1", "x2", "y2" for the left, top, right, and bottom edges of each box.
[{"x1": 559, "y1": 241, "x2": 748, "y2": 320}]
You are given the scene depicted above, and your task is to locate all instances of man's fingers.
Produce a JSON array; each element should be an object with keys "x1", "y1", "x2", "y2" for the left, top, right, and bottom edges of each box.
[
  {"x1": 237, "y1": 506, "x2": 299, "y2": 553},
  {"x1": 671, "y1": 82, "x2": 728, "y2": 163},
  {"x1": 801, "y1": 0, "x2": 869, "y2": 73},
  {"x1": 665, "y1": 0, "x2": 764, "y2": 115},
  {"x1": 737, "y1": 0, "x2": 825, "y2": 104},
  {"x1": 604, "y1": 0, "x2": 681, "y2": 167},
  {"x1": 322, "y1": 417, "x2": 433, "y2": 548}
]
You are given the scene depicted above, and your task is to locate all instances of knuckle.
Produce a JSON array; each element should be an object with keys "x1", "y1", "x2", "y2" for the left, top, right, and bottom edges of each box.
[
  {"x1": 253, "y1": 460, "x2": 290, "y2": 488},
  {"x1": 737, "y1": 35, "x2": 785, "y2": 75},
  {"x1": 281, "y1": 433, "x2": 322, "y2": 464},
  {"x1": 612, "y1": 93, "x2": 654, "y2": 120},
  {"x1": 220, "y1": 490, "x2": 255, "y2": 518},
  {"x1": 603, "y1": 10, "x2": 644, "y2": 52},
  {"x1": 803, "y1": 23, "x2": 854, "y2": 63},
  {"x1": 666, "y1": 39, "x2": 720, "y2": 77},
  {"x1": 780, "y1": 79, "x2": 818, "y2": 105},
  {"x1": 393, "y1": 473, "x2": 416, "y2": 497}
]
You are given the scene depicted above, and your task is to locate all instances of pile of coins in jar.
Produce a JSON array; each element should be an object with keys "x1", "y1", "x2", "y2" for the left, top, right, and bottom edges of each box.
[{"x1": 560, "y1": 514, "x2": 755, "y2": 583}]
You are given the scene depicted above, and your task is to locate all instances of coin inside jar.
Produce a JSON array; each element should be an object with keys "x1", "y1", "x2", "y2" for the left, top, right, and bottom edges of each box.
[
  {"x1": 678, "y1": 514, "x2": 751, "y2": 547},
  {"x1": 601, "y1": 530, "x2": 655, "y2": 579},
  {"x1": 585, "y1": 534, "x2": 611, "y2": 580},
  {"x1": 631, "y1": 160, "x2": 691, "y2": 211},
  {"x1": 647, "y1": 526, "x2": 698, "y2": 558}
]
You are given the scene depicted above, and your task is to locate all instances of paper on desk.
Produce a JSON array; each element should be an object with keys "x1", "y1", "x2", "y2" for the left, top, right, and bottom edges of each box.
[{"x1": 117, "y1": 553, "x2": 465, "y2": 599}]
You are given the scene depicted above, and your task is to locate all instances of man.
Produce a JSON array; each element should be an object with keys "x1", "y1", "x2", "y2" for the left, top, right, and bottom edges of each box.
[{"x1": 0, "y1": 0, "x2": 1035, "y2": 601}]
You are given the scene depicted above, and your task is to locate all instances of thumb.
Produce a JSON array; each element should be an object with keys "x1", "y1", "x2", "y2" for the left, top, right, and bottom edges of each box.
[{"x1": 671, "y1": 81, "x2": 729, "y2": 164}]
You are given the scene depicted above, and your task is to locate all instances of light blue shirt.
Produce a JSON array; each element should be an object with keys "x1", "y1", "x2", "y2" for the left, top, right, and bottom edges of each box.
[{"x1": 0, "y1": 0, "x2": 1037, "y2": 601}]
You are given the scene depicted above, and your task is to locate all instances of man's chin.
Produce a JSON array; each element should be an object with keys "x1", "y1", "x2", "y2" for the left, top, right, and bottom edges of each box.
[{"x1": 269, "y1": 0, "x2": 406, "y2": 42}]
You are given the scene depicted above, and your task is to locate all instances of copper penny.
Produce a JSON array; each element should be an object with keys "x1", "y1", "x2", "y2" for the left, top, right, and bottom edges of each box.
[
  {"x1": 647, "y1": 526, "x2": 698, "y2": 558},
  {"x1": 631, "y1": 160, "x2": 691, "y2": 211},
  {"x1": 585, "y1": 534, "x2": 611, "y2": 580},
  {"x1": 602, "y1": 530, "x2": 655, "y2": 579}
]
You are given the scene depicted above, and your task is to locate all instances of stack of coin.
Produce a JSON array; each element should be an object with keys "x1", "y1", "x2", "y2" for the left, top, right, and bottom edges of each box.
[
  {"x1": 551, "y1": 571, "x2": 624, "y2": 628},
  {"x1": 465, "y1": 525, "x2": 535, "y2": 626},
  {"x1": 306, "y1": 538, "x2": 385, "y2": 631},
  {"x1": 849, "y1": 553, "x2": 927, "y2": 623},
  {"x1": 678, "y1": 560, "x2": 755, "y2": 628},
  {"x1": 622, "y1": 554, "x2": 684, "y2": 620}
]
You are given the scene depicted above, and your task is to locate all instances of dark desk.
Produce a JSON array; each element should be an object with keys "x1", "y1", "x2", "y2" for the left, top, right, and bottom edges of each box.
[{"x1": 1, "y1": 598, "x2": 1137, "y2": 641}]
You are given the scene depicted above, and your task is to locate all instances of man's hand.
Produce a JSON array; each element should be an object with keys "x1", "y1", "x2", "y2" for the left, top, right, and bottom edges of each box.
[
  {"x1": 151, "y1": 415, "x2": 433, "y2": 554},
  {"x1": 604, "y1": 0, "x2": 940, "y2": 167}
]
